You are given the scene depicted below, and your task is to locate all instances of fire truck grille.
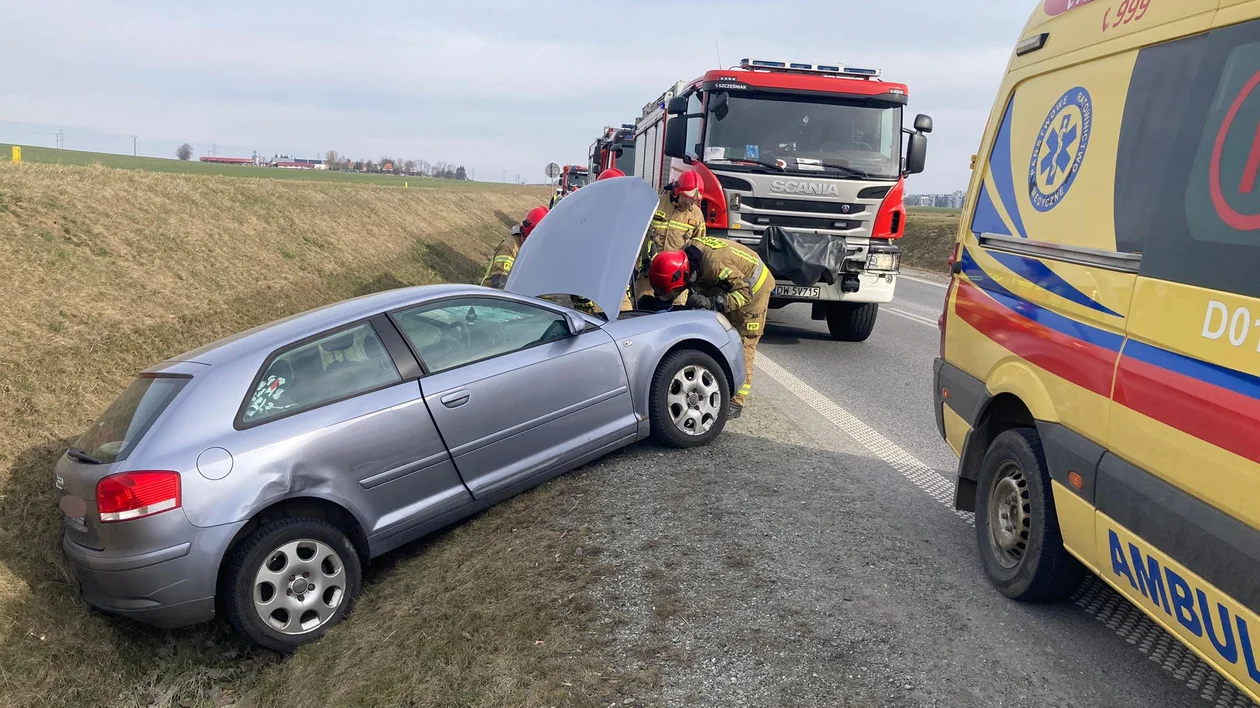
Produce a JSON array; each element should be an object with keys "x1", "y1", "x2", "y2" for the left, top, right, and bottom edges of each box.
[
  {"x1": 740, "y1": 214, "x2": 863, "y2": 231},
  {"x1": 742, "y1": 197, "x2": 866, "y2": 215}
]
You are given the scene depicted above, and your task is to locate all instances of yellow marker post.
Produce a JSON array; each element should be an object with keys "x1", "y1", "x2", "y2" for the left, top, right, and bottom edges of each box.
[
  {"x1": 11, "y1": 146, "x2": 20, "y2": 163},
  {"x1": 404, "y1": 181, "x2": 408, "y2": 188}
]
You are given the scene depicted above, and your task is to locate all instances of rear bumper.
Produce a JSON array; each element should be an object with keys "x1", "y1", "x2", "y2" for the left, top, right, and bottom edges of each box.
[{"x1": 62, "y1": 518, "x2": 246, "y2": 629}]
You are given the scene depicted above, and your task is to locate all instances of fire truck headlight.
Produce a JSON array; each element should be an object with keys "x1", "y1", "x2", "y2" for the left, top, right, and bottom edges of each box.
[{"x1": 866, "y1": 251, "x2": 901, "y2": 273}]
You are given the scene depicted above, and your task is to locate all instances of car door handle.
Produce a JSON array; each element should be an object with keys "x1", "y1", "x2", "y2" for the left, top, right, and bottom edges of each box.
[{"x1": 440, "y1": 390, "x2": 470, "y2": 408}]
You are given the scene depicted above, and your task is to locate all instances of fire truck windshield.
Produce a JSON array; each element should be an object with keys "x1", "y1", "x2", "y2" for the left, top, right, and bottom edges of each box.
[
  {"x1": 614, "y1": 144, "x2": 636, "y2": 174},
  {"x1": 704, "y1": 93, "x2": 902, "y2": 179}
]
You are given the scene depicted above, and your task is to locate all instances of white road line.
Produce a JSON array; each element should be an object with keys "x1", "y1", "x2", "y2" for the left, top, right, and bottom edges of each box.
[
  {"x1": 885, "y1": 307, "x2": 938, "y2": 328},
  {"x1": 899, "y1": 273, "x2": 948, "y2": 289},
  {"x1": 755, "y1": 353, "x2": 971, "y2": 521},
  {"x1": 753, "y1": 352, "x2": 1257, "y2": 708}
]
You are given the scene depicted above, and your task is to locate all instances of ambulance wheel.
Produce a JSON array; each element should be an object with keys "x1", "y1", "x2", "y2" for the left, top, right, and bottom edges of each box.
[
  {"x1": 649, "y1": 349, "x2": 730, "y2": 449},
  {"x1": 826, "y1": 302, "x2": 878, "y2": 342},
  {"x1": 974, "y1": 428, "x2": 1084, "y2": 602}
]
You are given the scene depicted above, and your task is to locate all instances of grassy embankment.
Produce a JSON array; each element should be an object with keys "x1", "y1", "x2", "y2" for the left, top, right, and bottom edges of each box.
[
  {"x1": 901, "y1": 207, "x2": 960, "y2": 273},
  {"x1": 2, "y1": 144, "x2": 506, "y2": 188},
  {"x1": 0, "y1": 161, "x2": 641, "y2": 707}
]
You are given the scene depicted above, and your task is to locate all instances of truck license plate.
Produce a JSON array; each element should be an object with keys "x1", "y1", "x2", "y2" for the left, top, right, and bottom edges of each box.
[{"x1": 771, "y1": 285, "x2": 821, "y2": 299}]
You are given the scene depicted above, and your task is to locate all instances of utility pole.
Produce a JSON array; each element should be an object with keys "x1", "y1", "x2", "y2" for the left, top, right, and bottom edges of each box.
[
  {"x1": 130, "y1": 135, "x2": 138, "y2": 156},
  {"x1": 55, "y1": 129, "x2": 65, "y2": 149}
]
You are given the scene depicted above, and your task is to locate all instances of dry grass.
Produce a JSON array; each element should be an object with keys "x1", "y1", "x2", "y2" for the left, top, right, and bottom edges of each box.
[
  {"x1": 0, "y1": 161, "x2": 639, "y2": 707},
  {"x1": 900, "y1": 208, "x2": 961, "y2": 272}
]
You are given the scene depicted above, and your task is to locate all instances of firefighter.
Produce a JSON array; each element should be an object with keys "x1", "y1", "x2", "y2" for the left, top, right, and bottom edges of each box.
[
  {"x1": 630, "y1": 169, "x2": 707, "y2": 306},
  {"x1": 480, "y1": 206, "x2": 548, "y2": 289},
  {"x1": 646, "y1": 235, "x2": 775, "y2": 419},
  {"x1": 596, "y1": 167, "x2": 625, "y2": 180}
]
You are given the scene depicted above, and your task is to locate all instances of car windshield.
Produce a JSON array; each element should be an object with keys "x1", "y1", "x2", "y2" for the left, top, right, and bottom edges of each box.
[
  {"x1": 705, "y1": 93, "x2": 902, "y2": 179},
  {"x1": 73, "y1": 375, "x2": 189, "y2": 464},
  {"x1": 567, "y1": 171, "x2": 590, "y2": 188}
]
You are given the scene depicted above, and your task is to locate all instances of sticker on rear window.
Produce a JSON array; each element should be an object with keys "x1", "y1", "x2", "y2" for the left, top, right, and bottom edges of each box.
[
  {"x1": 1044, "y1": 0, "x2": 1095, "y2": 16},
  {"x1": 245, "y1": 376, "x2": 287, "y2": 420}
]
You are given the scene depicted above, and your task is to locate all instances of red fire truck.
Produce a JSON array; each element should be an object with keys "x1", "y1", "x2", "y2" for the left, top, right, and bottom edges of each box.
[
  {"x1": 633, "y1": 58, "x2": 932, "y2": 341},
  {"x1": 589, "y1": 125, "x2": 637, "y2": 177},
  {"x1": 550, "y1": 164, "x2": 592, "y2": 207}
]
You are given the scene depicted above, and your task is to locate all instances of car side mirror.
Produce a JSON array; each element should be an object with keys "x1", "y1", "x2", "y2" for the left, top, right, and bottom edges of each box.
[
  {"x1": 906, "y1": 132, "x2": 928, "y2": 175},
  {"x1": 563, "y1": 311, "x2": 588, "y2": 335},
  {"x1": 666, "y1": 96, "x2": 688, "y2": 115},
  {"x1": 914, "y1": 114, "x2": 934, "y2": 134}
]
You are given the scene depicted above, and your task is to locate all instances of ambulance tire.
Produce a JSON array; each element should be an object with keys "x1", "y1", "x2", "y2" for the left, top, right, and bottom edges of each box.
[
  {"x1": 975, "y1": 428, "x2": 1085, "y2": 602},
  {"x1": 648, "y1": 349, "x2": 730, "y2": 449},
  {"x1": 826, "y1": 302, "x2": 878, "y2": 342}
]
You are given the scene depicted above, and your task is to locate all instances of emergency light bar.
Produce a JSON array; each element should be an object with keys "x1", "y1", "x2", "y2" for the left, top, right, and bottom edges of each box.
[{"x1": 739, "y1": 58, "x2": 882, "y2": 79}]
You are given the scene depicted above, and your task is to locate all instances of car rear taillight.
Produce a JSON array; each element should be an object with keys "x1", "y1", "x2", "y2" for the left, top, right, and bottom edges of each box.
[
  {"x1": 96, "y1": 471, "x2": 181, "y2": 523},
  {"x1": 939, "y1": 243, "x2": 963, "y2": 357},
  {"x1": 872, "y1": 178, "x2": 907, "y2": 239}
]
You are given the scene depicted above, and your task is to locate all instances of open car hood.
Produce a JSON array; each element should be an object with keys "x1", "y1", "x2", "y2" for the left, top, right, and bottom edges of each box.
[{"x1": 506, "y1": 177, "x2": 656, "y2": 320}]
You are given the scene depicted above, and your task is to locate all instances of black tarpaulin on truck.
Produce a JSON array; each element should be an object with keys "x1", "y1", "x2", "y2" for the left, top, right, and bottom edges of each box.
[{"x1": 754, "y1": 226, "x2": 849, "y2": 287}]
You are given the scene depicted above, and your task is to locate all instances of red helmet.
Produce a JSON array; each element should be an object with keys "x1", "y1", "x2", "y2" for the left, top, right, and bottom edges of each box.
[
  {"x1": 648, "y1": 250, "x2": 690, "y2": 296},
  {"x1": 521, "y1": 206, "x2": 548, "y2": 238},
  {"x1": 597, "y1": 167, "x2": 625, "y2": 181},
  {"x1": 673, "y1": 169, "x2": 702, "y2": 200}
]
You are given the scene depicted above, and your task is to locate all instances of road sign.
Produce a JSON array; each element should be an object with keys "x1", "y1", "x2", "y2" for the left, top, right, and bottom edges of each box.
[{"x1": 545, "y1": 163, "x2": 561, "y2": 179}]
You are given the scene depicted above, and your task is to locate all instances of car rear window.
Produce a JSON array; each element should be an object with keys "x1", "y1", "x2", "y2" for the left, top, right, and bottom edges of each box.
[
  {"x1": 74, "y1": 375, "x2": 190, "y2": 464},
  {"x1": 239, "y1": 322, "x2": 402, "y2": 426}
]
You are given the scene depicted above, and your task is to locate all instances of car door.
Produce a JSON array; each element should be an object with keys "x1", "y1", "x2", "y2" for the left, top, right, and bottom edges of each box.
[
  {"x1": 391, "y1": 295, "x2": 636, "y2": 500},
  {"x1": 226, "y1": 316, "x2": 472, "y2": 547}
]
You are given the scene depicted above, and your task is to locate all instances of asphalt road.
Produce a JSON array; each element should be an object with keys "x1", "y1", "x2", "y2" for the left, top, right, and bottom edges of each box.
[{"x1": 582, "y1": 271, "x2": 1258, "y2": 708}]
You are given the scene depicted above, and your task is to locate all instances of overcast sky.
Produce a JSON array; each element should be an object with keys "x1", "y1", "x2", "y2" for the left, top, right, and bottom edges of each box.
[{"x1": 2, "y1": 1, "x2": 1032, "y2": 192}]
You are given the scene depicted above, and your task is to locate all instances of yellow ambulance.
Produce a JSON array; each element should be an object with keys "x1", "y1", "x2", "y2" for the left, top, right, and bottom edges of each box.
[{"x1": 935, "y1": 0, "x2": 1260, "y2": 700}]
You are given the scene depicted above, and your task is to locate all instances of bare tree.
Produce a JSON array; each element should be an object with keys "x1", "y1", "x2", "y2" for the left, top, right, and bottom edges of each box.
[
  {"x1": 455, "y1": 165, "x2": 467, "y2": 181},
  {"x1": 325, "y1": 150, "x2": 339, "y2": 170},
  {"x1": 176, "y1": 143, "x2": 194, "y2": 161},
  {"x1": 403, "y1": 159, "x2": 416, "y2": 175}
]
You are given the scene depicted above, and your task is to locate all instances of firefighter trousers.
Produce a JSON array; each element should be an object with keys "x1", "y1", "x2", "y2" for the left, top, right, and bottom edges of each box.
[{"x1": 726, "y1": 276, "x2": 774, "y2": 406}]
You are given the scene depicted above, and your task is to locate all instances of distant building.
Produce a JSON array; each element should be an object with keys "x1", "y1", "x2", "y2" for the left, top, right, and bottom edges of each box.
[{"x1": 906, "y1": 190, "x2": 967, "y2": 209}]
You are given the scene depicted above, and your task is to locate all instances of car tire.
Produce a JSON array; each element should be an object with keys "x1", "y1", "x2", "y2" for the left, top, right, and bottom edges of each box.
[
  {"x1": 826, "y1": 302, "x2": 878, "y2": 341},
  {"x1": 223, "y1": 517, "x2": 362, "y2": 652},
  {"x1": 649, "y1": 349, "x2": 730, "y2": 448},
  {"x1": 974, "y1": 428, "x2": 1084, "y2": 602}
]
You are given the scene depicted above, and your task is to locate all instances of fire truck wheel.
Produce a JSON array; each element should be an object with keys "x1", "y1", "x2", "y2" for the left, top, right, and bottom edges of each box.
[{"x1": 825, "y1": 302, "x2": 878, "y2": 342}]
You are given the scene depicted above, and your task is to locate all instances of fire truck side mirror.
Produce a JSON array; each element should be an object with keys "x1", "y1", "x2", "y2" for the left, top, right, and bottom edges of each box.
[
  {"x1": 666, "y1": 97, "x2": 688, "y2": 115},
  {"x1": 905, "y1": 132, "x2": 928, "y2": 175},
  {"x1": 914, "y1": 114, "x2": 934, "y2": 134},
  {"x1": 663, "y1": 117, "x2": 687, "y2": 159}
]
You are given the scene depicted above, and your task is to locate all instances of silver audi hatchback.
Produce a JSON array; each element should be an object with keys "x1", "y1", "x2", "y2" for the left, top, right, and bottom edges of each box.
[{"x1": 55, "y1": 178, "x2": 745, "y2": 650}]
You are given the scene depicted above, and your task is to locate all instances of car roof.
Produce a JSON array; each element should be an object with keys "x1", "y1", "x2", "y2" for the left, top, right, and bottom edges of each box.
[{"x1": 157, "y1": 283, "x2": 482, "y2": 368}]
